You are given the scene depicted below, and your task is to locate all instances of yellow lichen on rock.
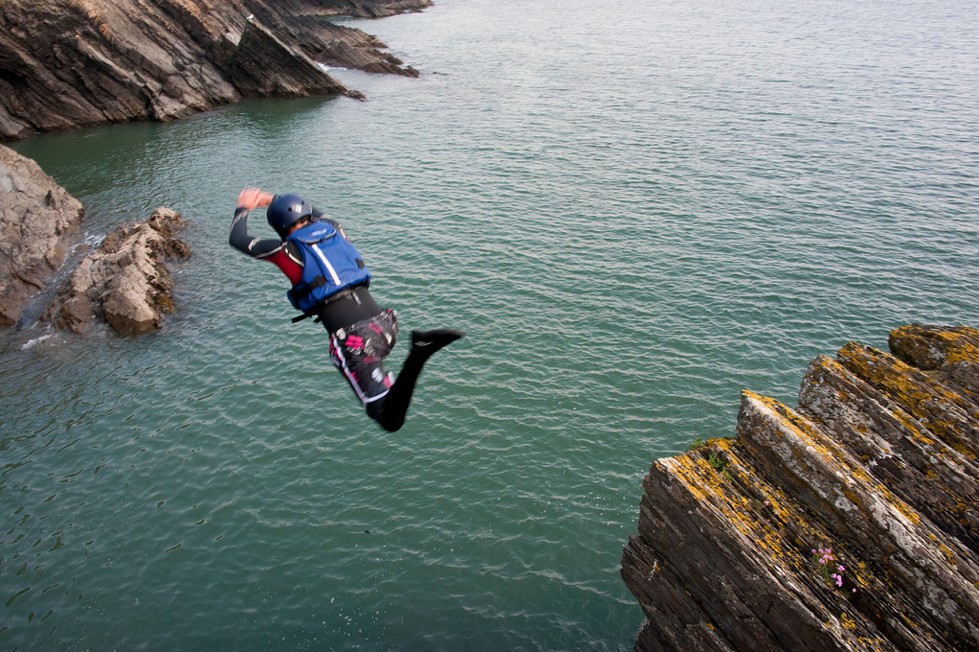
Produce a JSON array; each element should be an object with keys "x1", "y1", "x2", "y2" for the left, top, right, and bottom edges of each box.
[{"x1": 623, "y1": 325, "x2": 979, "y2": 652}]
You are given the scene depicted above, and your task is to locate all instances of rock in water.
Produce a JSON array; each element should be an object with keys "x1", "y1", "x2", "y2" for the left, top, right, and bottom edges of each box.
[
  {"x1": 621, "y1": 324, "x2": 979, "y2": 652},
  {"x1": 44, "y1": 207, "x2": 190, "y2": 336},
  {"x1": 0, "y1": 144, "x2": 85, "y2": 325}
]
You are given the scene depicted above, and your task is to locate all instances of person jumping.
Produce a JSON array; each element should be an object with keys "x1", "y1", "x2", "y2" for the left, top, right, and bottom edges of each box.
[{"x1": 230, "y1": 188, "x2": 463, "y2": 432}]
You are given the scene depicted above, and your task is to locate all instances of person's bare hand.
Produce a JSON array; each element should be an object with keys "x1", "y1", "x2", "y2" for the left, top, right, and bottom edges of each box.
[{"x1": 237, "y1": 188, "x2": 275, "y2": 211}]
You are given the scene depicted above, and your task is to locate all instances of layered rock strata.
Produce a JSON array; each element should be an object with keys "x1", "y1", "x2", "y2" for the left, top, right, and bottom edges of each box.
[
  {"x1": 0, "y1": 0, "x2": 431, "y2": 140},
  {"x1": 0, "y1": 143, "x2": 85, "y2": 325},
  {"x1": 621, "y1": 324, "x2": 979, "y2": 652},
  {"x1": 43, "y1": 207, "x2": 190, "y2": 336}
]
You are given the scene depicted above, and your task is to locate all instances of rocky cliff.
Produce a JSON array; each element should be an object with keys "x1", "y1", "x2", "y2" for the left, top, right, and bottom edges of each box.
[
  {"x1": 621, "y1": 324, "x2": 979, "y2": 652},
  {"x1": 0, "y1": 143, "x2": 85, "y2": 325},
  {"x1": 0, "y1": 0, "x2": 432, "y2": 140}
]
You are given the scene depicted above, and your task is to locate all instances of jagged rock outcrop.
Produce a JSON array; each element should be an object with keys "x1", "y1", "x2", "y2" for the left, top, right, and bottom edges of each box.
[
  {"x1": 0, "y1": 0, "x2": 431, "y2": 140},
  {"x1": 229, "y1": 18, "x2": 345, "y2": 98},
  {"x1": 43, "y1": 206, "x2": 190, "y2": 335},
  {"x1": 621, "y1": 324, "x2": 979, "y2": 652},
  {"x1": 0, "y1": 143, "x2": 85, "y2": 325}
]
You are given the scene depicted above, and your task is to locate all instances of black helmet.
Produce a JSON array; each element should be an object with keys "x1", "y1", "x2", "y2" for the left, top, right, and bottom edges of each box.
[{"x1": 267, "y1": 193, "x2": 313, "y2": 238}]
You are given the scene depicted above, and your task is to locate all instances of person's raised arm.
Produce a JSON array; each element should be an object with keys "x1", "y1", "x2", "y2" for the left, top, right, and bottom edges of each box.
[{"x1": 230, "y1": 188, "x2": 281, "y2": 257}]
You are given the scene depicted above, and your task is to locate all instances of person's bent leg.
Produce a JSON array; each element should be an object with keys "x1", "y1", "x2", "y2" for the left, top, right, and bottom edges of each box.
[
  {"x1": 366, "y1": 329, "x2": 464, "y2": 432},
  {"x1": 328, "y1": 310, "x2": 399, "y2": 412}
]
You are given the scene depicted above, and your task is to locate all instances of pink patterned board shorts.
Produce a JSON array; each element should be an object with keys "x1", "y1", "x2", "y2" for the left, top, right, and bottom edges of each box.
[{"x1": 329, "y1": 309, "x2": 398, "y2": 406}]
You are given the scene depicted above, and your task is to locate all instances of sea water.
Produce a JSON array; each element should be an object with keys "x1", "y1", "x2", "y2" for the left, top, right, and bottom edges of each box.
[{"x1": 3, "y1": 0, "x2": 978, "y2": 649}]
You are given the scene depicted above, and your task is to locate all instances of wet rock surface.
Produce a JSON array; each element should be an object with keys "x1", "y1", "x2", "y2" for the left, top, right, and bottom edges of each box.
[
  {"x1": 43, "y1": 207, "x2": 190, "y2": 336},
  {"x1": 621, "y1": 324, "x2": 979, "y2": 652},
  {"x1": 0, "y1": 144, "x2": 85, "y2": 325}
]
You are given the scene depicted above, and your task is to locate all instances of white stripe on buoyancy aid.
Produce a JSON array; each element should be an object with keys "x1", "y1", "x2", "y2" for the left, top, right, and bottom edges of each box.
[
  {"x1": 286, "y1": 222, "x2": 371, "y2": 312},
  {"x1": 312, "y1": 242, "x2": 342, "y2": 286}
]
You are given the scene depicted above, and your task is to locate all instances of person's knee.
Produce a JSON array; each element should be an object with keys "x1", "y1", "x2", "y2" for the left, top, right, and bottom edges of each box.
[
  {"x1": 371, "y1": 412, "x2": 404, "y2": 432},
  {"x1": 366, "y1": 400, "x2": 403, "y2": 432},
  {"x1": 378, "y1": 417, "x2": 403, "y2": 432}
]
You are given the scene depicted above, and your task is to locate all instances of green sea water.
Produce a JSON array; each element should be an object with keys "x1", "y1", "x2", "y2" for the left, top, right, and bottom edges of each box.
[{"x1": 3, "y1": 0, "x2": 978, "y2": 649}]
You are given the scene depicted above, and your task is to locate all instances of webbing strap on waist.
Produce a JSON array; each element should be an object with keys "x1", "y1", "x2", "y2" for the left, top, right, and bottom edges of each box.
[{"x1": 290, "y1": 286, "x2": 358, "y2": 324}]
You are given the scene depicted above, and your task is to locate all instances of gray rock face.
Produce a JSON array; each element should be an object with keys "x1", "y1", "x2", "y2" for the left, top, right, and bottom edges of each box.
[
  {"x1": 229, "y1": 18, "x2": 345, "y2": 98},
  {"x1": 43, "y1": 207, "x2": 190, "y2": 336},
  {"x1": 621, "y1": 324, "x2": 979, "y2": 652},
  {"x1": 0, "y1": 0, "x2": 432, "y2": 140},
  {"x1": 0, "y1": 144, "x2": 85, "y2": 325}
]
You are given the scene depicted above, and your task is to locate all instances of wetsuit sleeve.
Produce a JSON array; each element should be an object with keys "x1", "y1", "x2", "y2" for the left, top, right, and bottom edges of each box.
[
  {"x1": 229, "y1": 206, "x2": 305, "y2": 285},
  {"x1": 230, "y1": 206, "x2": 286, "y2": 258}
]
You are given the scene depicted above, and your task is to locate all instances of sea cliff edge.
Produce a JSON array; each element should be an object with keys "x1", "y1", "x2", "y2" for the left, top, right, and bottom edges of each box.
[
  {"x1": 0, "y1": 0, "x2": 432, "y2": 141},
  {"x1": 621, "y1": 324, "x2": 979, "y2": 652}
]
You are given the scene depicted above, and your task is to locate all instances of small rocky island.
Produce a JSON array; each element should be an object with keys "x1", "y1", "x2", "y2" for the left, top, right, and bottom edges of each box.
[
  {"x1": 44, "y1": 207, "x2": 190, "y2": 336},
  {"x1": 621, "y1": 324, "x2": 979, "y2": 651}
]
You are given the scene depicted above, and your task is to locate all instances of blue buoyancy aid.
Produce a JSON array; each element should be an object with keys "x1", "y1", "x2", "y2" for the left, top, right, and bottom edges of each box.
[{"x1": 286, "y1": 221, "x2": 371, "y2": 312}]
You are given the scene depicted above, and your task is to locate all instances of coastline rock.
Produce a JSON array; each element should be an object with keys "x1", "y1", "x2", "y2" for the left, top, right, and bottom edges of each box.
[
  {"x1": 0, "y1": 143, "x2": 85, "y2": 325},
  {"x1": 318, "y1": 0, "x2": 432, "y2": 18},
  {"x1": 229, "y1": 18, "x2": 346, "y2": 98},
  {"x1": 621, "y1": 324, "x2": 979, "y2": 652},
  {"x1": 43, "y1": 207, "x2": 190, "y2": 336},
  {"x1": 0, "y1": 0, "x2": 432, "y2": 140}
]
